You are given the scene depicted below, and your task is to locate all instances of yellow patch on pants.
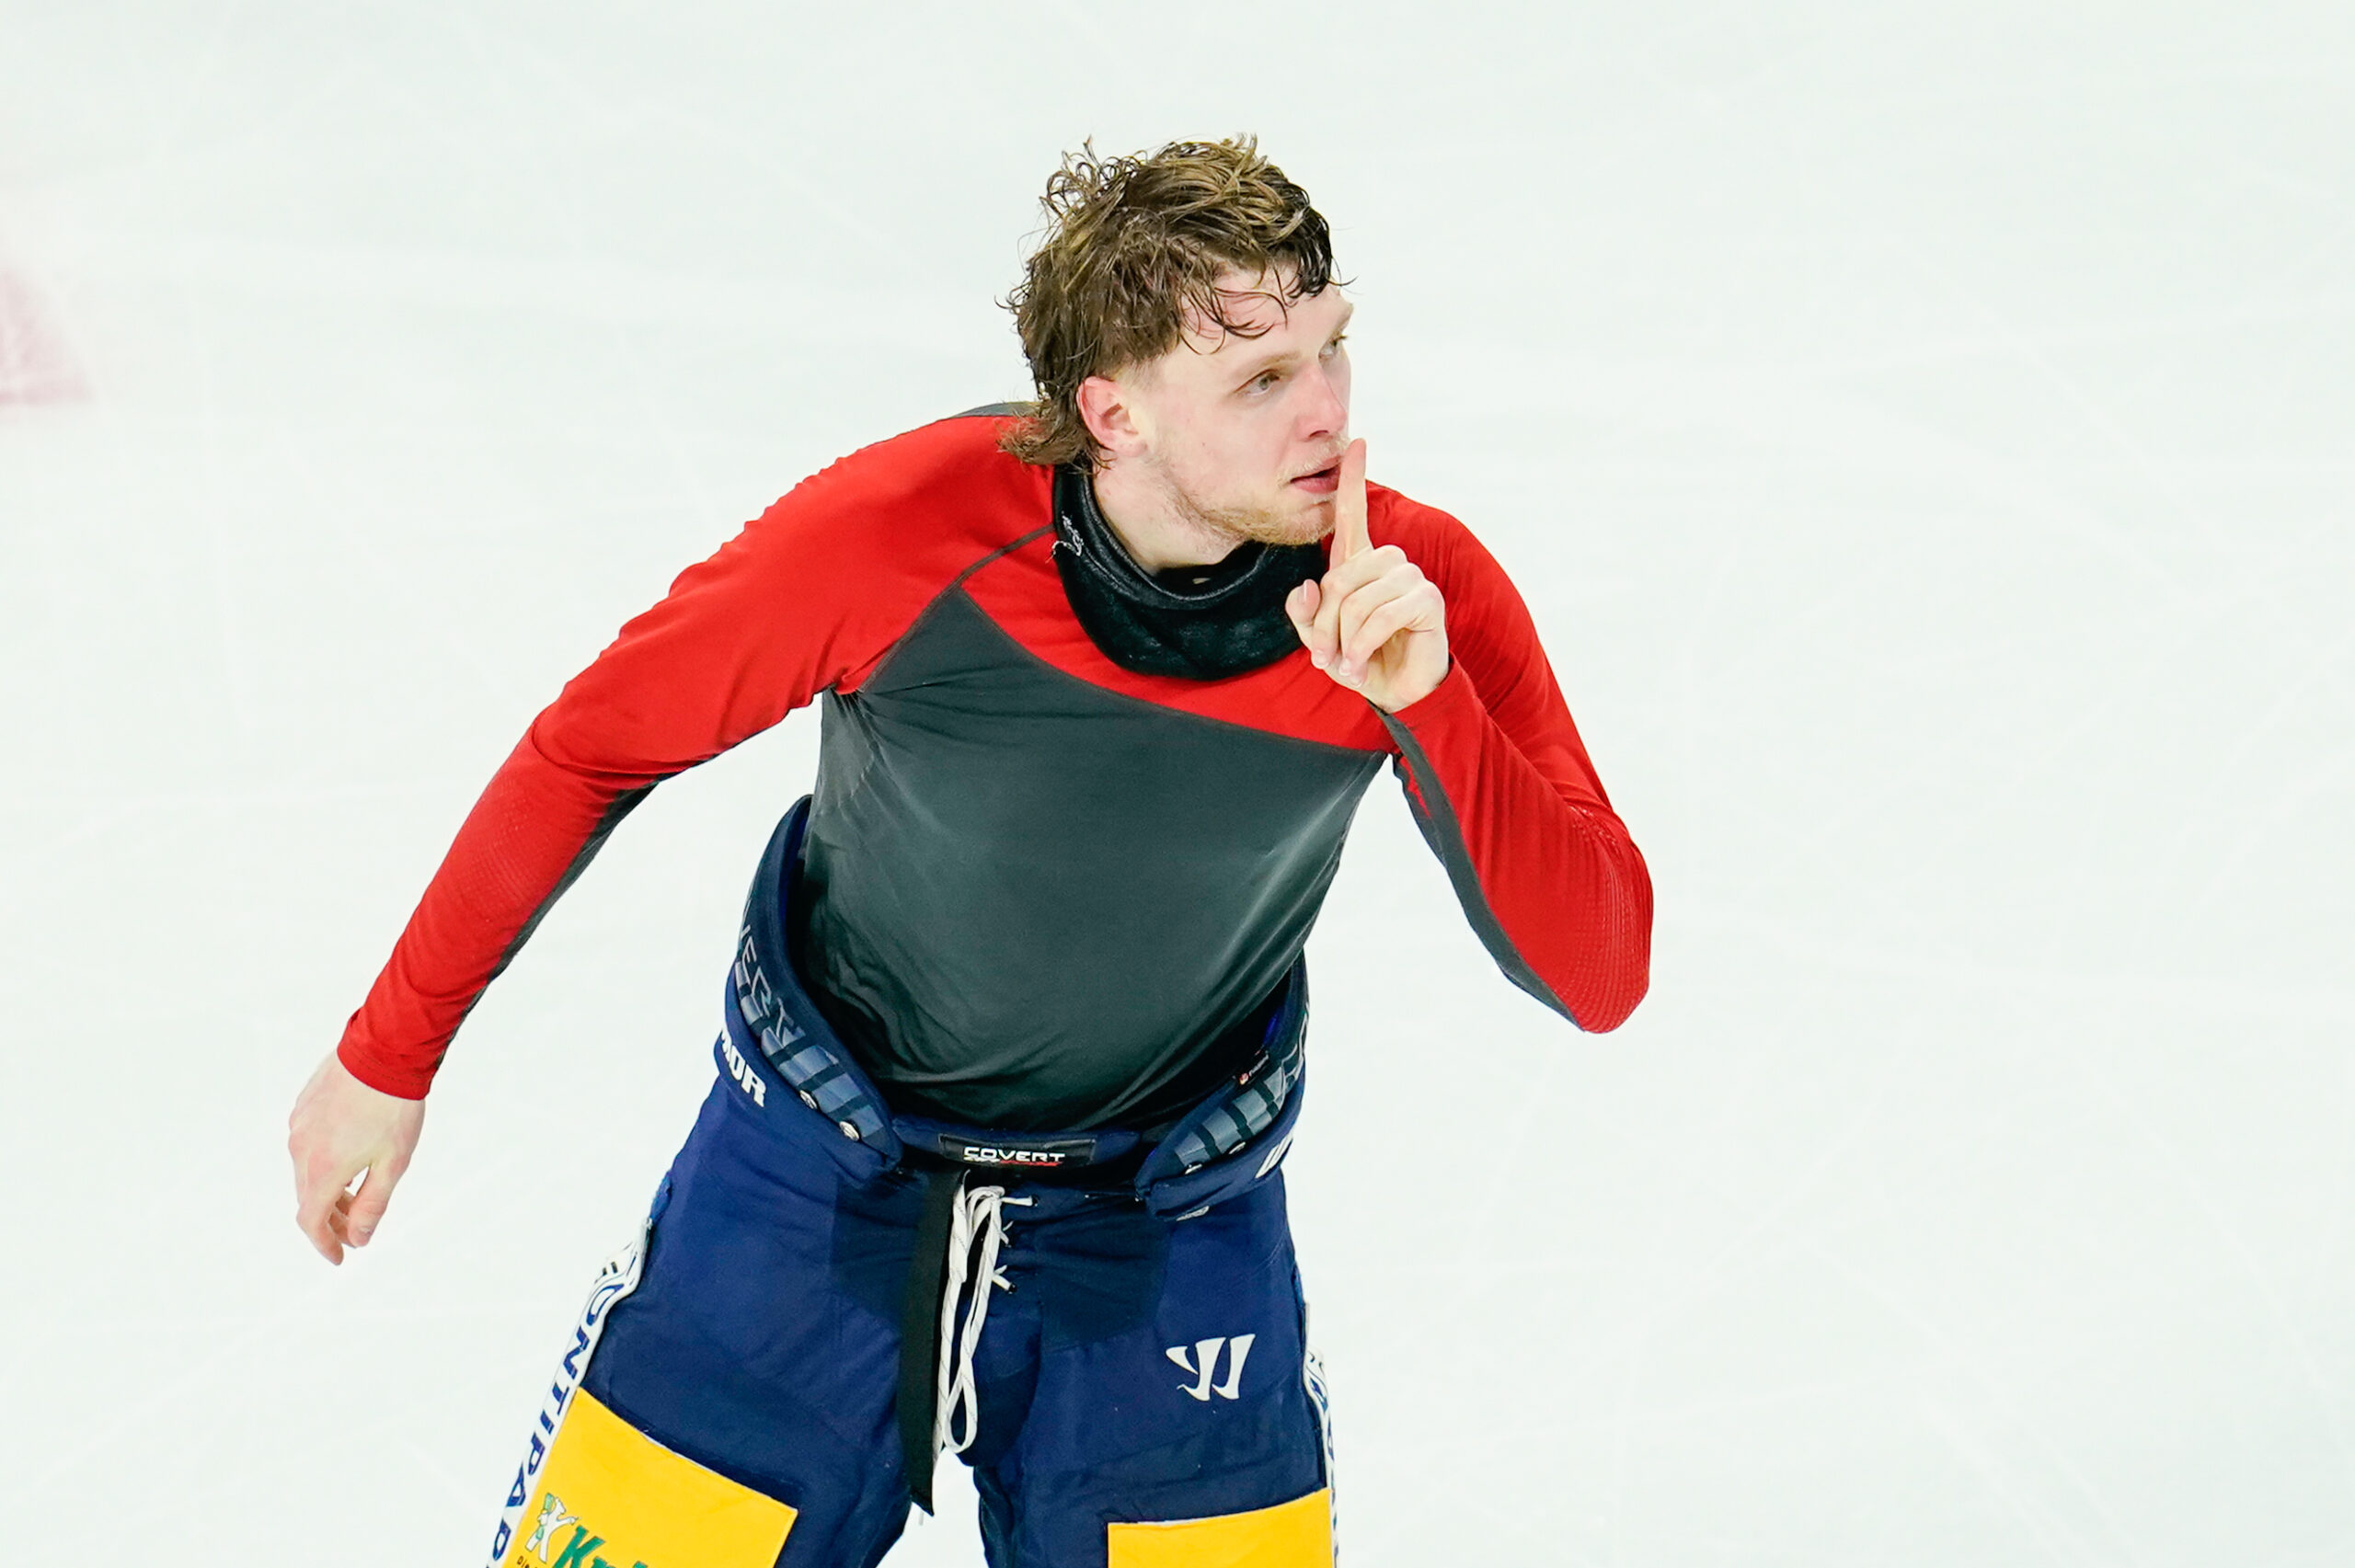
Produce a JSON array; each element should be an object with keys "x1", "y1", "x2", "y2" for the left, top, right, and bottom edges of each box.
[
  {"x1": 503, "y1": 1390, "x2": 795, "y2": 1567},
  {"x1": 1106, "y1": 1488, "x2": 1333, "y2": 1568}
]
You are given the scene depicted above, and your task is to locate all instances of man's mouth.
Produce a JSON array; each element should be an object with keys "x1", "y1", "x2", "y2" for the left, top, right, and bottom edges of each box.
[{"x1": 1290, "y1": 462, "x2": 1341, "y2": 495}]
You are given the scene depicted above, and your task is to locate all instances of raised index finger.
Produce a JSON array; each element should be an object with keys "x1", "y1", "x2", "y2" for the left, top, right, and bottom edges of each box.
[{"x1": 1331, "y1": 438, "x2": 1370, "y2": 562}]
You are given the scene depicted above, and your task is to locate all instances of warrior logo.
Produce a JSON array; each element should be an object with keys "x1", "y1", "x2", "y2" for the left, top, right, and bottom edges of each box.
[
  {"x1": 1166, "y1": 1333, "x2": 1256, "y2": 1402},
  {"x1": 718, "y1": 1030, "x2": 766, "y2": 1106}
]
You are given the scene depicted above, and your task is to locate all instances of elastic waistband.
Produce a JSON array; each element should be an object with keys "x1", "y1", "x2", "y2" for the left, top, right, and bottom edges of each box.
[{"x1": 716, "y1": 795, "x2": 1309, "y2": 1219}]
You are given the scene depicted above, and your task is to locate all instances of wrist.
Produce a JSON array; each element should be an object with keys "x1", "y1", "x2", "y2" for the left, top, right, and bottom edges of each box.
[
  {"x1": 337, "y1": 1038, "x2": 431, "y2": 1102},
  {"x1": 1378, "y1": 654, "x2": 1465, "y2": 717}
]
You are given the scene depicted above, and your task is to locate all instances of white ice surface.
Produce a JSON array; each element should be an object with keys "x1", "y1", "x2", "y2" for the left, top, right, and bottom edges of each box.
[{"x1": 1, "y1": 3, "x2": 2350, "y2": 1563}]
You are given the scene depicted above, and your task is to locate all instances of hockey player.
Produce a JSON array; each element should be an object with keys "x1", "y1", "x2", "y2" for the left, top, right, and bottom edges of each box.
[{"x1": 287, "y1": 137, "x2": 1652, "y2": 1567}]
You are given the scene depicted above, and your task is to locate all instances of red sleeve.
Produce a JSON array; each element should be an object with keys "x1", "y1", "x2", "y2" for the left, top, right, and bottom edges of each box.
[
  {"x1": 337, "y1": 418, "x2": 1046, "y2": 1097},
  {"x1": 1370, "y1": 489, "x2": 1653, "y2": 1032}
]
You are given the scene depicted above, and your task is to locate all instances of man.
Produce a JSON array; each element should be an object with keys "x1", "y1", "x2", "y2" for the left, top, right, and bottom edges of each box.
[{"x1": 289, "y1": 137, "x2": 1651, "y2": 1568}]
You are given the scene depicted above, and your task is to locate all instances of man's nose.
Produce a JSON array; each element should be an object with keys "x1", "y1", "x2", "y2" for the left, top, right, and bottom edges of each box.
[{"x1": 1295, "y1": 361, "x2": 1346, "y2": 438}]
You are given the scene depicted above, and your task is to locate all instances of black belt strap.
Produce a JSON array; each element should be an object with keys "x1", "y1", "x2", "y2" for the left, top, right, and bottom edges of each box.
[{"x1": 896, "y1": 1167, "x2": 963, "y2": 1513}]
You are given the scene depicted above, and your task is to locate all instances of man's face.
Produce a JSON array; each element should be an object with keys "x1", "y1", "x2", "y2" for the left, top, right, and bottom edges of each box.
[{"x1": 1105, "y1": 269, "x2": 1353, "y2": 547}]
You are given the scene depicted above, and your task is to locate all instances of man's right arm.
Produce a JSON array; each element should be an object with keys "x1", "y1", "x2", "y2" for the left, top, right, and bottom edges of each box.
[
  {"x1": 290, "y1": 415, "x2": 1044, "y2": 1261},
  {"x1": 290, "y1": 481, "x2": 849, "y2": 1265},
  {"x1": 337, "y1": 418, "x2": 1032, "y2": 1097},
  {"x1": 336, "y1": 492, "x2": 847, "y2": 1100}
]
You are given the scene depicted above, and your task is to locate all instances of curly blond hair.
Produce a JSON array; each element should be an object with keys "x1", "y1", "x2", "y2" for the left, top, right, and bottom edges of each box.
[{"x1": 1000, "y1": 136, "x2": 1338, "y2": 470}]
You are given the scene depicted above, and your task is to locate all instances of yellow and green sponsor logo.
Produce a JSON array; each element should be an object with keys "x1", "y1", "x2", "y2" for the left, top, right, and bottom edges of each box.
[{"x1": 503, "y1": 1391, "x2": 795, "y2": 1568}]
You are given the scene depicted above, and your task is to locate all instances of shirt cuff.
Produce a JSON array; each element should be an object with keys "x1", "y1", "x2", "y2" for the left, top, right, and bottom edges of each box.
[
  {"x1": 339, "y1": 1036, "x2": 434, "y2": 1101},
  {"x1": 1385, "y1": 657, "x2": 1481, "y2": 730}
]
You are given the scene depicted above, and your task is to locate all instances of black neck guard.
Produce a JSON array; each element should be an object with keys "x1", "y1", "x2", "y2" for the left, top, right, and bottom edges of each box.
[{"x1": 1051, "y1": 464, "x2": 1326, "y2": 681}]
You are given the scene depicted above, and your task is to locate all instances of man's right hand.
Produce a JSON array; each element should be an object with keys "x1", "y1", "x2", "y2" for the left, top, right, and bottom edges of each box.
[{"x1": 288, "y1": 1048, "x2": 426, "y2": 1265}]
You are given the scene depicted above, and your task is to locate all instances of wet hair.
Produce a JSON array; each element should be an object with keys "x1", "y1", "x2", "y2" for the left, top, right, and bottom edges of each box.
[{"x1": 1000, "y1": 136, "x2": 1338, "y2": 470}]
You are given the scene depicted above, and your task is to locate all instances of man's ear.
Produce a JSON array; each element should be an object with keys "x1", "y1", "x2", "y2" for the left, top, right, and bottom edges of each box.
[{"x1": 1076, "y1": 372, "x2": 1148, "y2": 462}]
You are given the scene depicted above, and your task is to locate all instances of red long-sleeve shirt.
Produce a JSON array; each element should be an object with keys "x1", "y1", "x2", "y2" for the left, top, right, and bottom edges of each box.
[{"x1": 339, "y1": 412, "x2": 1649, "y2": 1117}]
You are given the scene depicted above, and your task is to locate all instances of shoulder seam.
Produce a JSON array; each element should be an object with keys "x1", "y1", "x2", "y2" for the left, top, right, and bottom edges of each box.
[
  {"x1": 953, "y1": 523, "x2": 1055, "y2": 589},
  {"x1": 836, "y1": 525, "x2": 1056, "y2": 697}
]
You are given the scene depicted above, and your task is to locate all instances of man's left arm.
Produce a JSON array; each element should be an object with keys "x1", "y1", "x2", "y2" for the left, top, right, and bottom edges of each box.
[{"x1": 1289, "y1": 444, "x2": 1652, "y2": 1031}]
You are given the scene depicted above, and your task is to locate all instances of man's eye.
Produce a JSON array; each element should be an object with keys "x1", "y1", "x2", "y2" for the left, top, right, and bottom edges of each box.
[
  {"x1": 1321, "y1": 334, "x2": 1348, "y2": 358},
  {"x1": 1247, "y1": 371, "x2": 1281, "y2": 393}
]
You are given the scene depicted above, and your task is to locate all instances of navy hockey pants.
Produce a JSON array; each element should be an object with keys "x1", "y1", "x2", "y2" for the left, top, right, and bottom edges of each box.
[{"x1": 484, "y1": 1057, "x2": 1336, "y2": 1568}]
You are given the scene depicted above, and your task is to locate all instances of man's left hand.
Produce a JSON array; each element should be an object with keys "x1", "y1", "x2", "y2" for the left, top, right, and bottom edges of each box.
[{"x1": 1284, "y1": 439, "x2": 1449, "y2": 712}]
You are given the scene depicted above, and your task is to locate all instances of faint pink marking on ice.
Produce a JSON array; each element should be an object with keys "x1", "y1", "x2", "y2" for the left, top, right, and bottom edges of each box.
[{"x1": 0, "y1": 268, "x2": 86, "y2": 405}]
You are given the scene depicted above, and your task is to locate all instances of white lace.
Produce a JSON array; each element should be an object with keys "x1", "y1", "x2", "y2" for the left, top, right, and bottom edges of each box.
[{"x1": 936, "y1": 1181, "x2": 1034, "y2": 1456}]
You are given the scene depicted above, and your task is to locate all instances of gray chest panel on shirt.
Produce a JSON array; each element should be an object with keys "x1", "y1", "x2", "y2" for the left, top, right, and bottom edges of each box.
[{"x1": 790, "y1": 585, "x2": 1383, "y2": 1132}]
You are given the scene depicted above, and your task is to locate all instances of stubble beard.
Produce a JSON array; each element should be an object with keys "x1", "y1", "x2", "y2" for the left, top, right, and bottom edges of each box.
[{"x1": 1159, "y1": 465, "x2": 1329, "y2": 553}]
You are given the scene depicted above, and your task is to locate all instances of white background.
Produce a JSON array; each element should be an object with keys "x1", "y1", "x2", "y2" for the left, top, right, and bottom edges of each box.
[{"x1": 2, "y1": 3, "x2": 2349, "y2": 1563}]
